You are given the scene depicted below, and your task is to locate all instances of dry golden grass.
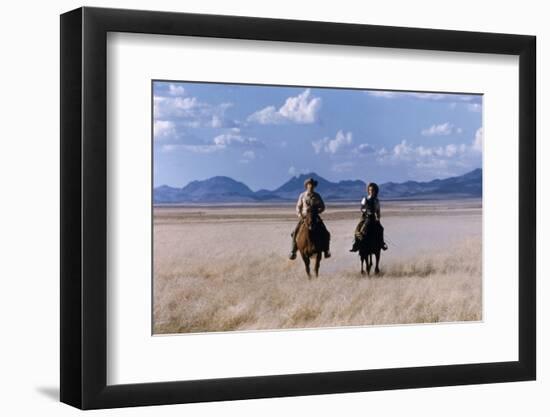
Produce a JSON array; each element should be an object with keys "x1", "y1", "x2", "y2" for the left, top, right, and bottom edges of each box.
[{"x1": 153, "y1": 201, "x2": 482, "y2": 334}]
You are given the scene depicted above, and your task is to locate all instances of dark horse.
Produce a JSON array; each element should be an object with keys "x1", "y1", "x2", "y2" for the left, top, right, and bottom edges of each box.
[
  {"x1": 296, "y1": 210, "x2": 330, "y2": 278},
  {"x1": 358, "y1": 222, "x2": 383, "y2": 276}
]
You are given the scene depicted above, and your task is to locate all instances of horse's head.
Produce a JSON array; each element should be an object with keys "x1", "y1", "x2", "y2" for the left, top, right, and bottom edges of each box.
[{"x1": 303, "y1": 209, "x2": 318, "y2": 231}]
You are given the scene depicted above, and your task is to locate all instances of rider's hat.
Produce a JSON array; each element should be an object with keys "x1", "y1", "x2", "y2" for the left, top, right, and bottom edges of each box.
[{"x1": 304, "y1": 177, "x2": 318, "y2": 188}]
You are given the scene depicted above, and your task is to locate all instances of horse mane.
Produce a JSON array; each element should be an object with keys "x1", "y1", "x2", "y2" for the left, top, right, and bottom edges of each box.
[
  {"x1": 296, "y1": 212, "x2": 329, "y2": 258},
  {"x1": 358, "y1": 224, "x2": 383, "y2": 256}
]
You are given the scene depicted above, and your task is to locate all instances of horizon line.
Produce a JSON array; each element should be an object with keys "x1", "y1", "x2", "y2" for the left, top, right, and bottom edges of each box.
[{"x1": 154, "y1": 167, "x2": 482, "y2": 192}]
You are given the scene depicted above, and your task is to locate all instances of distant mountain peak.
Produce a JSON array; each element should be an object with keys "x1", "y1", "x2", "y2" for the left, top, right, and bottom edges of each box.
[
  {"x1": 275, "y1": 172, "x2": 334, "y2": 193},
  {"x1": 295, "y1": 172, "x2": 319, "y2": 178},
  {"x1": 288, "y1": 172, "x2": 325, "y2": 182},
  {"x1": 153, "y1": 168, "x2": 482, "y2": 204},
  {"x1": 379, "y1": 168, "x2": 482, "y2": 199}
]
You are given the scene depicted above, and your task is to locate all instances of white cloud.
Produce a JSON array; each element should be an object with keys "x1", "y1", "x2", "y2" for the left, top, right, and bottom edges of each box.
[
  {"x1": 377, "y1": 147, "x2": 389, "y2": 157},
  {"x1": 421, "y1": 122, "x2": 454, "y2": 136},
  {"x1": 472, "y1": 127, "x2": 483, "y2": 152},
  {"x1": 367, "y1": 91, "x2": 399, "y2": 99},
  {"x1": 288, "y1": 166, "x2": 297, "y2": 176},
  {"x1": 154, "y1": 95, "x2": 201, "y2": 119},
  {"x1": 415, "y1": 145, "x2": 433, "y2": 157},
  {"x1": 367, "y1": 91, "x2": 483, "y2": 112},
  {"x1": 393, "y1": 140, "x2": 413, "y2": 158},
  {"x1": 210, "y1": 115, "x2": 223, "y2": 128},
  {"x1": 366, "y1": 91, "x2": 448, "y2": 101},
  {"x1": 248, "y1": 106, "x2": 280, "y2": 124},
  {"x1": 376, "y1": 138, "x2": 480, "y2": 178},
  {"x1": 442, "y1": 143, "x2": 467, "y2": 157},
  {"x1": 163, "y1": 132, "x2": 261, "y2": 154},
  {"x1": 165, "y1": 96, "x2": 198, "y2": 112},
  {"x1": 168, "y1": 84, "x2": 185, "y2": 96},
  {"x1": 213, "y1": 133, "x2": 261, "y2": 148},
  {"x1": 154, "y1": 93, "x2": 236, "y2": 128},
  {"x1": 408, "y1": 92, "x2": 447, "y2": 100},
  {"x1": 239, "y1": 150, "x2": 256, "y2": 164},
  {"x1": 379, "y1": 140, "x2": 470, "y2": 162},
  {"x1": 279, "y1": 90, "x2": 321, "y2": 123},
  {"x1": 248, "y1": 89, "x2": 321, "y2": 124},
  {"x1": 467, "y1": 103, "x2": 482, "y2": 112},
  {"x1": 312, "y1": 130, "x2": 353, "y2": 154},
  {"x1": 457, "y1": 95, "x2": 477, "y2": 102},
  {"x1": 153, "y1": 120, "x2": 176, "y2": 140},
  {"x1": 161, "y1": 143, "x2": 224, "y2": 153},
  {"x1": 353, "y1": 143, "x2": 376, "y2": 155}
]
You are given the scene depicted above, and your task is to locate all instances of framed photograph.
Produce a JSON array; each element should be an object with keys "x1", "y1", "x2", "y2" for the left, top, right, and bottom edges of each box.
[{"x1": 60, "y1": 7, "x2": 536, "y2": 409}]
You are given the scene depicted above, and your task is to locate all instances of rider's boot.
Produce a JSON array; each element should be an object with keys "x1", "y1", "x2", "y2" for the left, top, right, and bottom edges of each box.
[
  {"x1": 349, "y1": 238, "x2": 360, "y2": 252},
  {"x1": 289, "y1": 240, "x2": 298, "y2": 260},
  {"x1": 381, "y1": 231, "x2": 388, "y2": 250}
]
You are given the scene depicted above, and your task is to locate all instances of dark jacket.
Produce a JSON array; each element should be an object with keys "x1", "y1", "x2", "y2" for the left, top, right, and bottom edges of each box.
[{"x1": 361, "y1": 196, "x2": 380, "y2": 222}]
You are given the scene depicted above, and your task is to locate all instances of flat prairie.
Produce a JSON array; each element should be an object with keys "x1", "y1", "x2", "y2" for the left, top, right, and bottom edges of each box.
[{"x1": 153, "y1": 199, "x2": 482, "y2": 334}]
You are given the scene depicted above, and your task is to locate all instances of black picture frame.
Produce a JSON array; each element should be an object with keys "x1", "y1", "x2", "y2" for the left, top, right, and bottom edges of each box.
[{"x1": 60, "y1": 6, "x2": 536, "y2": 410}]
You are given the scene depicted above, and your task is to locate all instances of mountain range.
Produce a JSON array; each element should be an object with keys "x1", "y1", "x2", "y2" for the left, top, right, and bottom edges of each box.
[{"x1": 154, "y1": 168, "x2": 482, "y2": 204}]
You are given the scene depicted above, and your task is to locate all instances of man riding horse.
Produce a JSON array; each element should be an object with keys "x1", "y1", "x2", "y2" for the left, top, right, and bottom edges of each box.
[
  {"x1": 289, "y1": 178, "x2": 331, "y2": 260},
  {"x1": 350, "y1": 182, "x2": 388, "y2": 252}
]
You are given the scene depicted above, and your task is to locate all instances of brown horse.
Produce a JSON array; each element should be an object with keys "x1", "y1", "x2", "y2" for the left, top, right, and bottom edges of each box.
[
  {"x1": 296, "y1": 211, "x2": 330, "y2": 277},
  {"x1": 358, "y1": 222, "x2": 383, "y2": 276}
]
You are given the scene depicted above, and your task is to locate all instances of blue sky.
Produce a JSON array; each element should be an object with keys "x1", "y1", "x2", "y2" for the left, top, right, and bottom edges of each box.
[{"x1": 153, "y1": 81, "x2": 482, "y2": 190}]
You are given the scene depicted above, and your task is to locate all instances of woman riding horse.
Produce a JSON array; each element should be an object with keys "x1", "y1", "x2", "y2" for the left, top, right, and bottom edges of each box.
[{"x1": 350, "y1": 182, "x2": 388, "y2": 252}]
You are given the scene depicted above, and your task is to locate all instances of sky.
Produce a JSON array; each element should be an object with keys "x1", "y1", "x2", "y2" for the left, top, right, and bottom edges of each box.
[{"x1": 153, "y1": 81, "x2": 482, "y2": 190}]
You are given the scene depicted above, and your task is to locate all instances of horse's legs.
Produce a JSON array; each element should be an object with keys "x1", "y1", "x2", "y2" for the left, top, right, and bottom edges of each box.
[
  {"x1": 360, "y1": 256, "x2": 365, "y2": 275},
  {"x1": 366, "y1": 254, "x2": 372, "y2": 275},
  {"x1": 314, "y1": 252, "x2": 321, "y2": 277},
  {"x1": 374, "y1": 250, "x2": 380, "y2": 275},
  {"x1": 301, "y1": 253, "x2": 311, "y2": 277}
]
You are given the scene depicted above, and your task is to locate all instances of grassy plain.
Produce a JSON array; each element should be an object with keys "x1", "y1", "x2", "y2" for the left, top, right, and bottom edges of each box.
[{"x1": 153, "y1": 200, "x2": 482, "y2": 334}]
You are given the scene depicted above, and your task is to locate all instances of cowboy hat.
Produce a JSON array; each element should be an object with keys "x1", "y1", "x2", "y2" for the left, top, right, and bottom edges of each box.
[{"x1": 304, "y1": 177, "x2": 318, "y2": 188}]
